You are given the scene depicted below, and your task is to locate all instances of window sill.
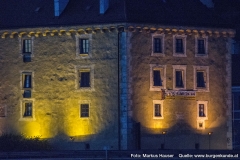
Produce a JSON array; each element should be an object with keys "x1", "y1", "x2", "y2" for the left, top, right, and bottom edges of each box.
[
  {"x1": 75, "y1": 88, "x2": 95, "y2": 92},
  {"x1": 151, "y1": 53, "x2": 165, "y2": 57},
  {"x1": 19, "y1": 117, "x2": 36, "y2": 121},
  {"x1": 197, "y1": 117, "x2": 208, "y2": 120},
  {"x1": 195, "y1": 54, "x2": 208, "y2": 58},
  {"x1": 153, "y1": 116, "x2": 164, "y2": 119},
  {"x1": 173, "y1": 53, "x2": 187, "y2": 57},
  {"x1": 150, "y1": 86, "x2": 164, "y2": 91}
]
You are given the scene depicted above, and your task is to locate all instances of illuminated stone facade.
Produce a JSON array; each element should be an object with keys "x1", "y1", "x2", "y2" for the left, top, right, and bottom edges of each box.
[{"x1": 0, "y1": 0, "x2": 236, "y2": 150}]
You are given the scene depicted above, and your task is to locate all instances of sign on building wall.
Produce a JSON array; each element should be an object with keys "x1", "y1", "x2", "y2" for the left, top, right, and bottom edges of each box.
[{"x1": 164, "y1": 90, "x2": 196, "y2": 100}]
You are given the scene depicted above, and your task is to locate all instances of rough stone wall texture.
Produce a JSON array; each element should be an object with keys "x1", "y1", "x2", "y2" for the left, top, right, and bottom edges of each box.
[
  {"x1": 0, "y1": 29, "x2": 119, "y2": 150},
  {"x1": 129, "y1": 31, "x2": 231, "y2": 150}
]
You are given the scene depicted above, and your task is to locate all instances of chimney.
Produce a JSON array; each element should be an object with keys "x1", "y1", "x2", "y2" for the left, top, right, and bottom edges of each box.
[
  {"x1": 54, "y1": 0, "x2": 69, "y2": 17},
  {"x1": 100, "y1": 0, "x2": 109, "y2": 14}
]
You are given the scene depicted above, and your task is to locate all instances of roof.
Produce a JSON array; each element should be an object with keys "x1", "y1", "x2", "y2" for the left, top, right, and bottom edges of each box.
[{"x1": 0, "y1": 0, "x2": 237, "y2": 29}]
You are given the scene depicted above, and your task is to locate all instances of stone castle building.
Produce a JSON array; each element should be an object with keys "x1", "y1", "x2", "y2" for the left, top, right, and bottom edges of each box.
[{"x1": 0, "y1": 0, "x2": 236, "y2": 150}]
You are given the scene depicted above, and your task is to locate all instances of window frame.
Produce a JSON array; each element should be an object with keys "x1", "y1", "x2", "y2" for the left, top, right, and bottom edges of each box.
[
  {"x1": 197, "y1": 101, "x2": 208, "y2": 120},
  {"x1": 197, "y1": 120, "x2": 205, "y2": 130},
  {"x1": 79, "y1": 100, "x2": 91, "y2": 119},
  {"x1": 172, "y1": 65, "x2": 187, "y2": 90},
  {"x1": 80, "y1": 104, "x2": 90, "y2": 118},
  {"x1": 193, "y1": 66, "x2": 209, "y2": 92},
  {"x1": 150, "y1": 64, "x2": 166, "y2": 91},
  {"x1": 151, "y1": 34, "x2": 165, "y2": 56},
  {"x1": 19, "y1": 99, "x2": 35, "y2": 121},
  {"x1": 195, "y1": 36, "x2": 208, "y2": 57},
  {"x1": 20, "y1": 37, "x2": 34, "y2": 62},
  {"x1": 173, "y1": 35, "x2": 187, "y2": 57},
  {"x1": 75, "y1": 65, "x2": 95, "y2": 91},
  {"x1": 153, "y1": 100, "x2": 164, "y2": 119},
  {"x1": 21, "y1": 71, "x2": 34, "y2": 98},
  {"x1": 76, "y1": 34, "x2": 92, "y2": 58}
]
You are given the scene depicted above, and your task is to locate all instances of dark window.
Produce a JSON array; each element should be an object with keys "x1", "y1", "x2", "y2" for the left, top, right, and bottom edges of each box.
[
  {"x1": 0, "y1": 106, "x2": 5, "y2": 117},
  {"x1": 199, "y1": 104, "x2": 205, "y2": 117},
  {"x1": 154, "y1": 38, "x2": 162, "y2": 53},
  {"x1": 154, "y1": 104, "x2": 161, "y2": 117},
  {"x1": 81, "y1": 104, "x2": 89, "y2": 117},
  {"x1": 176, "y1": 70, "x2": 183, "y2": 87},
  {"x1": 23, "y1": 39, "x2": 32, "y2": 53},
  {"x1": 23, "y1": 74, "x2": 32, "y2": 88},
  {"x1": 153, "y1": 70, "x2": 162, "y2": 86},
  {"x1": 197, "y1": 71, "x2": 205, "y2": 87},
  {"x1": 176, "y1": 38, "x2": 183, "y2": 53},
  {"x1": 198, "y1": 39, "x2": 205, "y2": 54},
  {"x1": 24, "y1": 102, "x2": 32, "y2": 117},
  {"x1": 80, "y1": 72, "x2": 90, "y2": 87},
  {"x1": 80, "y1": 39, "x2": 89, "y2": 54}
]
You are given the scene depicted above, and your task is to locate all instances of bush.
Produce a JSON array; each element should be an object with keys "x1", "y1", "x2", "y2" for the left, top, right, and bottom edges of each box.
[{"x1": 0, "y1": 134, "x2": 52, "y2": 151}]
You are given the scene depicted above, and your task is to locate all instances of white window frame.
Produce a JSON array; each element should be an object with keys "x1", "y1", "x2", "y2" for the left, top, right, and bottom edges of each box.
[
  {"x1": 197, "y1": 101, "x2": 208, "y2": 120},
  {"x1": 0, "y1": 105, "x2": 6, "y2": 118},
  {"x1": 19, "y1": 99, "x2": 36, "y2": 121},
  {"x1": 151, "y1": 33, "x2": 165, "y2": 56},
  {"x1": 75, "y1": 65, "x2": 95, "y2": 91},
  {"x1": 153, "y1": 100, "x2": 164, "y2": 119},
  {"x1": 150, "y1": 64, "x2": 166, "y2": 91},
  {"x1": 173, "y1": 35, "x2": 187, "y2": 57},
  {"x1": 172, "y1": 65, "x2": 187, "y2": 90},
  {"x1": 193, "y1": 66, "x2": 209, "y2": 92},
  {"x1": 75, "y1": 34, "x2": 92, "y2": 59},
  {"x1": 79, "y1": 100, "x2": 90, "y2": 119},
  {"x1": 195, "y1": 35, "x2": 208, "y2": 57}
]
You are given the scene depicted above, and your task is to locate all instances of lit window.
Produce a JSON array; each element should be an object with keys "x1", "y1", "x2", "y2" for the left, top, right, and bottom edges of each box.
[
  {"x1": 80, "y1": 104, "x2": 89, "y2": 118},
  {"x1": 173, "y1": 35, "x2": 187, "y2": 57},
  {"x1": 193, "y1": 66, "x2": 209, "y2": 91},
  {"x1": 80, "y1": 39, "x2": 89, "y2": 54},
  {"x1": 173, "y1": 65, "x2": 186, "y2": 90},
  {"x1": 150, "y1": 64, "x2": 166, "y2": 91},
  {"x1": 195, "y1": 36, "x2": 208, "y2": 57},
  {"x1": 152, "y1": 34, "x2": 165, "y2": 56},
  {"x1": 80, "y1": 71, "x2": 90, "y2": 87},
  {"x1": 19, "y1": 100, "x2": 35, "y2": 121},
  {"x1": 153, "y1": 100, "x2": 163, "y2": 119},
  {"x1": 197, "y1": 101, "x2": 208, "y2": 120}
]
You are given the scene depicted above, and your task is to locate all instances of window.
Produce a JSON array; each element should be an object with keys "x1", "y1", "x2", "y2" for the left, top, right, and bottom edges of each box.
[
  {"x1": 0, "y1": 106, "x2": 6, "y2": 117},
  {"x1": 193, "y1": 66, "x2": 209, "y2": 91},
  {"x1": 80, "y1": 104, "x2": 89, "y2": 118},
  {"x1": 175, "y1": 70, "x2": 184, "y2": 87},
  {"x1": 172, "y1": 65, "x2": 186, "y2": 90},
  {"x1": 76, "y1": 34, "x2": 92, "y2": 58},
  {"x1": 20, "y1": 100, "x2": 35, "y2": 121},
  {"x1": 176, "y1": 39, "x2": 183, "y2": 53},
  {"x1": 195, "y1": 36, "x2": 208, "y2": 56},
  {"x1": 173, "y1": 35, "x2": 187, "y2": 57},
  {"x1": 153, "y1": 100, "x2": 163, "y2": 119},
  {"x1": 197, "y1": 120, "x2": 205, "y2": 130},
  {"x1": 23, "y1": 102, "x2": 32, "y2": 117},
  {"x1": 75, "y1": 65, "x2": 95, "y2": 91},
  {"x1": 23, "y1": 39, "x2": 32, "y2": 53},
  {"x1": 152, "y1": 34, "x2": 165, "y2": 56},
  {"x1": 22, "y1": 72, "x2": 33, "y2": 98},
  {"x1": 22, "y1": 38, "x2": 33, "y2": 62},
  {"x1": 150, "y1": 64, "x2": 166, "y2": 91},
  {"x1": 197, "y1": 101, "x2": 208, "y2": 120},
  {"x1": 80, "y1": 39, "x2": 89, "y2": 54},
  {"x1": 80, "y1": 71, "x2": 90, "y2": 87},
  {"x1": 197, "y1": 101, "x2": 208, "y2": 129}
]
